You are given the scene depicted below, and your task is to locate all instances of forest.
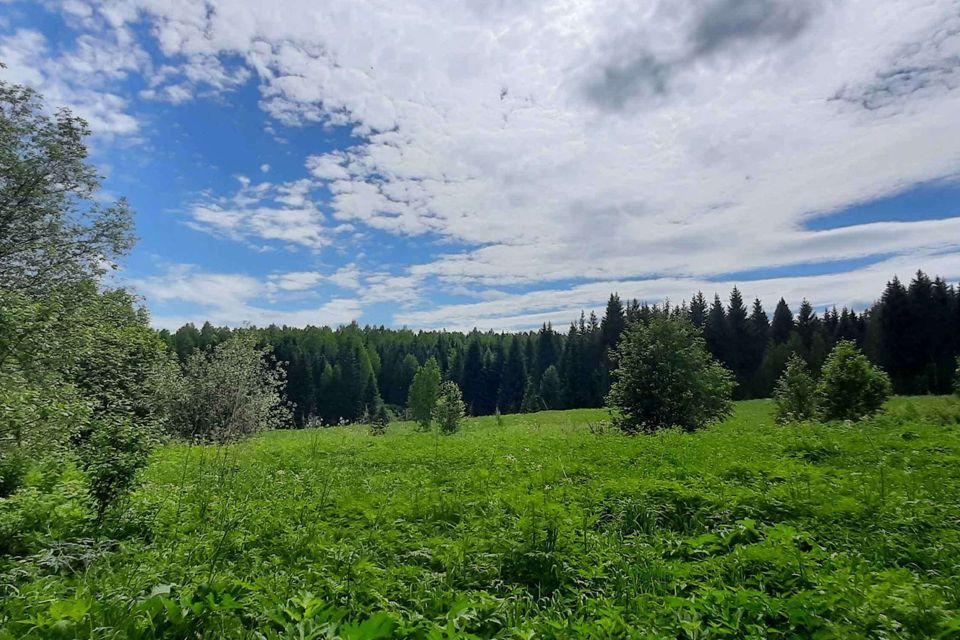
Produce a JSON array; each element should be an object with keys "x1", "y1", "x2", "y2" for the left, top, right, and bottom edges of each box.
[{"x1": 164, "y1": 273, "x2": 960, "y2": 425}]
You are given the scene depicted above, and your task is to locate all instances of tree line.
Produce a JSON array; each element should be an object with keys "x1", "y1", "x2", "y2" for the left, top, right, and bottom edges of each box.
[{"x1": 163, "y1": 270, "x2": 960, "y2": 426}]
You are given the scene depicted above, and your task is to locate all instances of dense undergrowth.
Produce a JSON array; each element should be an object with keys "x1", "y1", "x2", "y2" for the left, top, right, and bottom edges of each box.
[{"x1": 3, "y1": 397, "x2": 960, "y2": 638}]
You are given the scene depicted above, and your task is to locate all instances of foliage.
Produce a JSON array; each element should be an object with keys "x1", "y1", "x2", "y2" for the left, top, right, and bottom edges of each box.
[
  {"x1": 818, "y1": 340, "x2": 892, "y2": 421},
  {"x1": 955, "y1": 356, "x2": 960, "y2": 397},
  {"x1": 369, "y1": 400, "x2": 390, "y2": 436},
  {"x1": 0, "y1": 80, "x2": 134, "y2": 294},
  {"x1": 773, "y1": 354, "x2": 818, "y2": 423},
  {"x1": 538, "y1": 365, "x2": 562, "y2": 410},
  {"x1": 158, "y1": 333, "x2": 290, "y2": 443},
  {"x1": 607, "y1": 316, "x2": 735, "y2": 433},
  {"x1": 520, "y1": 378, "x2": 541, "y2": 413},
  {"x1": 3, "y1": 398, "x2": 960, "y2": 637},
  {"x1": 407, "y1": 358, "x2": 440, "y2": 431},
  {"x1": 73, "y1": 417, "x2": 154, "y2": 519},
  {"x1": 433, "y1": 381, "x2": 465, "y2": 435}
]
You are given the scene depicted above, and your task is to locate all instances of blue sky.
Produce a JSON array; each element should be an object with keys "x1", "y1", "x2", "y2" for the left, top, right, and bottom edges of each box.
[{"x1": 2, "y1": 0, "x2": 960, "y2": 330}]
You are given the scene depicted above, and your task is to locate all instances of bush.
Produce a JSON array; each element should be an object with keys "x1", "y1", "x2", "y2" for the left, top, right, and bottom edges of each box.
[
  {"x1": 408, "y1": 358, "x2": 440, "y2": 431},
  {"x1": 433, "y1": 381, "x2": 465, "y2": 435},
  {"x1": 159, "y1": 332, "x2": 291, "y2": 443},
  {"x1": 370, "y1": 401, "x2": 390, "y2": 436},
  {"x1": 817, "y1": 340, "x2": 892, "y2": 421},
  {"x1": 773, "y1": 354, "x2": 818, "y2": 423},
  {"x1": 73, "y1": 417, "x2": 154, "y2": 520},
  {"x1": 606, "y1": 316, "x2": 734, "y2": 434}
]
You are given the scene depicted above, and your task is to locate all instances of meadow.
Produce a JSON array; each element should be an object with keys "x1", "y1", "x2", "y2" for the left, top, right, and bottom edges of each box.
[{"x1": 3, "y1": 397, "x2": 960, "y2": 639}]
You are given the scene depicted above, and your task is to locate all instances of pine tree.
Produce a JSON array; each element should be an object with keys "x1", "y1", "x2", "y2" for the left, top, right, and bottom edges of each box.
[
  {"x1": 726, "y1": 287, "x2": 751, "y2": 396},
  {"x1": 539, "y1": 365, "x2": 563, "y2": 409},
  {"x1": 520, "y1": 378, "x2": 541, "y2": 413},
  {"x1": 498, "y1": 338, "x2": 527, "y2": 413},
  {"x1": 459, "y1": 337, "x2": 485, "y2": 415},
  {"x1": 705, "y1": 294, "x2": 729, "y2": 367},
  {"x1": 689, "y1": 292, "x2": 708, "y2": 329},
  {"x1": 770, "y1": 298, "x2": 794, "y2": 344},
  {"x1": 600, "y1": 294, "x2": 626, "y2": 351},
  {"x1": 746, "y1": 298, "x2": 770, "y2": 397}
]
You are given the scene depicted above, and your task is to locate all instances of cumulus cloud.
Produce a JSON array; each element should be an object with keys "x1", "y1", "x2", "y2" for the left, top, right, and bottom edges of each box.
[
  {"x1": 185, "y1": 176, "x2": 334, "y2": 251},
  {"x1": 133, "y1": 264, "x2": 362, "y2": 329},
  {"x1": 11, "y1": 0, "x2": 960, "y2": 328}
]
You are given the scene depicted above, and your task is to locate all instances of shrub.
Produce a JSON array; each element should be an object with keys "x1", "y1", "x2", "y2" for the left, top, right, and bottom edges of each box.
[
  {"x1": 73, "y1": 417, "x2": 153, "y2": 520},
  {"x1": 817, "y1": 340, "x2": 892, "y2": 421},
  {"x1": 408, "y1": 358, "x2": 441, "y2": 431},
  {"x1": 773, "y1": 354, "x2": 818, "y2": 423},
  {"x1": 433, "y1": 381, "x2": 465, "y2": 435},
  {"x1": 606, "y1": 316, "x2": 734, "y2": 433},
  {"x1": 159, "y1": 332, "x2": 291, "y2": 443},
  {"x1": 370, "y1": 401, "x2": 390, "y2": 436}
]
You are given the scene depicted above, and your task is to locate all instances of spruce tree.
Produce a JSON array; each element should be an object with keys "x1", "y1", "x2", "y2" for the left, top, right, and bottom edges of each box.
[
  {"x1": 770, "y1": 298, "x2": 794, "y2": 344},
  {"x1": 705, "y1": 294, "x2": 729, "y2": 367},
  {"x1": 689, "y1": 292, "x2": 708, "y2": 329},
  {"x1": 726, "y1": 287, "x2": 751, "y2": 396},
  {"x1": 498, "y1": 338, "x2": 527, "y2": 413},
  {"x1": 600, "y1": 294, "x2": 626, "y2": 351},
  {"x1": 539, "y1": 365, "x2": 563, "y2": 409},
  {"x1": 459, "y1": 338, "x2": 485, "y2": 415},
  {"x1": 520, "y1": 378, "x2": 541, "y2": 413}
]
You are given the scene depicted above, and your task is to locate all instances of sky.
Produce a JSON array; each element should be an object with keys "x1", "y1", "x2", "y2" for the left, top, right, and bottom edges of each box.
[{"x1": 2, "y1": 0, "x2": 960, "y2": 332}]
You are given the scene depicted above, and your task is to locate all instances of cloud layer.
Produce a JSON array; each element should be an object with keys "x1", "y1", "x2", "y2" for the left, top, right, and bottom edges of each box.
[{"x1": 5, "y1": 0, "x2": 960, "y2": 329}]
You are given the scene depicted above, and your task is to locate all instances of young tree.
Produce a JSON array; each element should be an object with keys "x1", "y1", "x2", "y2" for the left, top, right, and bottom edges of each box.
[
  {"x1": 434, "y1": 381, "x2": 465, "y2": 435},
  {"x1": 369, "y1": 398, "x2": 390, "y2": 436},
  {"x1": 818, "y1": 341, "x2": 892, "y2": 421},
  {"x1": 0, "y1": 81, "x2": 134, "y2": 294},
  {"x1": 160, "y1": 333, "x2": 291, "y2": 443},
  {"x1": 539, "y1": 365, "x2": 563, "y2": 410},
  {"x1": 773, "y1": 354, "x2": 818, "y2": 423},
  {"x1": 606, "y1": 316, "x2": 734, "y2": 434},
  {"x1": 408, "y1": 357, "x2": 441, "y2": 431},
  {"x1": 520, "y1": 378, "x2": 541, "y2": 413}
]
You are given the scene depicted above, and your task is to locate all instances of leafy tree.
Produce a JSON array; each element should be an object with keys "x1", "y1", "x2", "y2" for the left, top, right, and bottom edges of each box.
[
  {"x1": 434, "y1": 381, "x2": 465, "y2": 435},
  {"x1": 408, "y1": 357, "x2": 441, "y2": 431},
  {"x1": 74, "y1": 416, "x2": 153, "y2": 520},
  {"x1": 520, "y1": 378, "x2": 541, "y2": 413},
  {"x1": 817, "y1": 341, "x2": 891, "y2": 421},
  {"x1": 0, "y1": 81, "x2": 134, "y2": 294},
  {"x1": 773, "y1": 354, "x2": 818, "y2": 423},
  {"x1": 159, "y1": 333, "x2": 290, "y2": 443},
  {"x1": 606, "y1": 316, "x2": 734, "y2": 434},
  {"x1": 539, "y1": 365, "x2": 563, "y2": 410}
]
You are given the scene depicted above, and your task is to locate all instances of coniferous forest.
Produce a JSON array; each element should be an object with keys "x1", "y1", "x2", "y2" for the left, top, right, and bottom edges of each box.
[{"x1": 163, "y1": 271, "x2": 960, "y2": 426}]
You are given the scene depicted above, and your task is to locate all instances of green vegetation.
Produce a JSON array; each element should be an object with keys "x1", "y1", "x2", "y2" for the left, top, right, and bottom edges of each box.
[
  {"x1": 433, "y1": 381, "x2": 466, "y2": 435},
  {"x1": 818, "y1": 341, "x2": 892, "y2": 422},
  {"x1": 774, "y1": 354, "x2": 819, "y2": 423},
  {"x1": 607, "y1": 316, "x2": 735, "y2": 433},
  {"x1": 3, "y1": 398, "x2": 960, "y2": 638},
  {"x1": 408, "y1": 358, "x2": 441, "y2": 431}
]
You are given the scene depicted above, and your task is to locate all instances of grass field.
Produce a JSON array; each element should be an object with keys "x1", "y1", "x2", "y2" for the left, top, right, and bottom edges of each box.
[{"x1": 3, "y1": 397, "x2": 960, "y2": 638}]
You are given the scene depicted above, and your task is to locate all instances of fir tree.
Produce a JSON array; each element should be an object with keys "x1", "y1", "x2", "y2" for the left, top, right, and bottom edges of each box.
[
  {"x1": 770, "y1": 298, "x2": 794, "y2": 344},
  {"x1": 498, "y1": 338, "x2": 527, "y2": 413}
]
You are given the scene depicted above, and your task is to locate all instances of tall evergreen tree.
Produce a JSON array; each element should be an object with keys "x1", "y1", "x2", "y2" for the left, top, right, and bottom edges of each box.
[
  {"x1": 705, "y1": 294, "x2": 729, "y2": 367},
  {"x1": 498, "y1": 338, "x2": 527, "y2": 413},
  {"x1": 689, "y1": 292, "x2": 708, "y2": 329},
  {"x1": 770, "y1": 298, "x2": 794, "y2": 345},
  {"x1": 726, "y1": 287, "x2": 751, "y2": 396},
  {"x1": 539, "y1": 365, "x2": 563, "y2": 410}
]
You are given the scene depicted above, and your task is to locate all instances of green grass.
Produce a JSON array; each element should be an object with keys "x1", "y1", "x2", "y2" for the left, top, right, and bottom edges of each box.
[{"x1": 4, "y1": 397, "x2": 960, "y2": 638}]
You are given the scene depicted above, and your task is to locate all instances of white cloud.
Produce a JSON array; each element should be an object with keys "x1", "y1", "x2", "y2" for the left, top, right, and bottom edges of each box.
[
  {"x1": 260, "y1": 163, "x2": 270, "y2": 173},
  {"x1": 185, "y1": 176, "x2": 334, "y2": 251},
  {"x1": 133, "y1": 264, "x2": 362, "y2": 329},
  {"x1": 13, "y1": 0, "x2": 960, "y2": 327}
]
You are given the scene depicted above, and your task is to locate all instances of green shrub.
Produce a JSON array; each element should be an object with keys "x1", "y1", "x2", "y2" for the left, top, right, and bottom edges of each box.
[
  {"x1": 606, "y1": 316, "x2": 734, "y2": 433},
  {"x1": 433, "y1": 381, "x2": 465, "y2": 434},
  {"x1": 773, "y1": 354, "x2": 818, "y2": 423},
  {"x1": 369, "y1": 401, "x2": 390, "y2": 436},
  {"x1": 408, "y1": 357, "x2": 440, "y2": 431},
  {"x1": 818, "y1": 340, "x2": 892, "y2": 421},
  {"x1": 73, "y1": 417, "x2": 154, "y2": 520},
  {"x1": 158, "y1": 332, "x2": 290, "y2": 443},
  {"x1": 0, "y1": 448, "x2": 29, "y2": 498}
]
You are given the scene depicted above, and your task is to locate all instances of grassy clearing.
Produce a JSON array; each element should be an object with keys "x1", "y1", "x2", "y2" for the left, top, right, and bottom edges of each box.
[{"x1": 4, "y1": 397, "x2": 960, "y2": 638}]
